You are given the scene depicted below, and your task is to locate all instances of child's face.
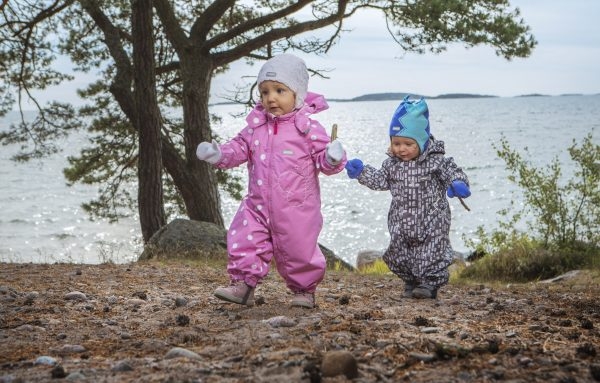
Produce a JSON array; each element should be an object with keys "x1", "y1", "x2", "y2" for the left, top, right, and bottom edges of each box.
[
  {"x1": 390, "y1": 136, "x2": 420, "y2": 161},
  {"x1": 258, "y1": 80, "x2": 296, "y2": 116}
]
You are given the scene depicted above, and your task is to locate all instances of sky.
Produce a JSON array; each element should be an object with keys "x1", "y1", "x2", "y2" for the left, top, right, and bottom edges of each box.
[
  {"x1": 19, "y1": 0, "x2": 600, "y2": 109},
  {"x1": 211, "y1": 0, "x2": 600, "y2": 102}
]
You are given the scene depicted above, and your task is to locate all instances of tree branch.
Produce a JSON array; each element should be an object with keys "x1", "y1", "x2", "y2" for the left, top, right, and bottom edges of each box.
[
  {"x1": 153, "y1": 0, "x2": 189, "y2": 55},
  {"x1": 205, "y1": 0, "x2": 313, "y2": 50},
  {"x1": 190, "y1": 0, "x2": 235, "y2": 46},
  {"x1": 79, "y1": 0, "x2": 135, "y2": 119},
  {"x1": 212, "y1": 0, "x2": 350, "y2": 66}
]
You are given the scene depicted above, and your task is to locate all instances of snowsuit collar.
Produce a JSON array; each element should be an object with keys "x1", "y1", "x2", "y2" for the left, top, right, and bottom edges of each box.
[{"x1": 245, "y1": 92, "x2": 329, "y2": 135}]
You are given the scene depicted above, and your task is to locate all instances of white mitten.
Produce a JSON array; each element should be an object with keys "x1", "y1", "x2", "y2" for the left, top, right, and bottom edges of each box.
[
  {"x1": 196, "y1": 140, "x2": 221, "y2": 164},
  {"x1": 326, "y1": 140, "x2": 344, "y2": 165}
]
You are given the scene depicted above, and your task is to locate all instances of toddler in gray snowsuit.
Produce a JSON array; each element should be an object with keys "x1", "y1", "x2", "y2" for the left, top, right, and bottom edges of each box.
[{"x1": 345, "y1": 96, "x2": 470, "y2": 299}]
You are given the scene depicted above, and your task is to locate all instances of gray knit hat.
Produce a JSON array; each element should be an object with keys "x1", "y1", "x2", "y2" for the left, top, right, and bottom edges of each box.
[{"x1": 257, "y1": 54, "x2": 309, "y2": 109}]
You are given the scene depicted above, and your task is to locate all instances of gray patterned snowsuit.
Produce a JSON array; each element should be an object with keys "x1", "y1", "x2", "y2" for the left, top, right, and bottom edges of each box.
[{"x1": 356, "y1": 138, "x2": 468, "y2": 289}]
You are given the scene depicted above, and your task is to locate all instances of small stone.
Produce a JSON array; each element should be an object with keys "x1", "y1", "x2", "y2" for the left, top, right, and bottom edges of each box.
[
  {"x1": 52, "y1": 344, "x2": 86, "y2": 355},
  {"x1": 34, "y1": 356, "x2": 58, "y2": 366},
  {"x1": 518, "y1": 357, "x2": 533, "y2": 366},
  {"x1": 132, "y1": 291, "x2": 147, "y2": 300},
  {"x1": 66, "y1": 371, "x2": 86, "y2": 380},
  {"x1": 408, "y1": 352, "x2": 436, "y2": 362},
  {"x1": 176, "y1": 314, "x2": 190, "y2": 326},
  {"x1": 127, "y1": 298, "x2": 146, "y2": 307},
  {"x1": 51, "y1": 365, "x2": 67, "y2": 379},
  {"x1": 24, "y1": 292, "x2": 39, "y2": 305},
  {"x1": 339, "y1": 295, "x2": 350, "y2": 305},
  {"x1": 581, "y1": 319, "x2": 594, "y2": 330},
  {"x1": 321, "y1": 350, "x2": 358, "y2": 379},
  {"x1": 490, "y1": 367, "x2": 505, "y2": 379},
  {"x1": 111, "y1": 361, "x2": 134, "y2": 372},
  {"x1": 414, "y1": 316, "x2": 430, "y2": 326},
  {"x1": 164, "y1": 347, "x2": 202, "y2": 361},
  {"x1": 263, "y1": 316, "x2": 297, "y2": 328},
  {"x1": 64, "y1": 291, "x2": 87, "y2": 301},
  {"x1": 576, "y1": 343, "x2": 596, "y2": 357},
  {"x1": 174, "y1": 297, "x2": 188, "y2": 307},
  {"x1": 15, "y1": 324, "x2": 45, "y2": 332}
]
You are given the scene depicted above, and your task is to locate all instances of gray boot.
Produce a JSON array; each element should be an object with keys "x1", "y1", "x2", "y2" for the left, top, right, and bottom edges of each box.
[{"x1": 214, "y1": 281, "x2": 255, "y2": 306}]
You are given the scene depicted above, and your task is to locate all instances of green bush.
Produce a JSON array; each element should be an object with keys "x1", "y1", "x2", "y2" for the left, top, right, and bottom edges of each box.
[
  {"x1": 461, "y1": 133, "x2": 600, "y2": 282},
  {"x1": 459, "y1": 237, "x2": 598, "y2": 283},
  {"x1": 358, "y1": 259, "x2": 392, "y2": 275}
]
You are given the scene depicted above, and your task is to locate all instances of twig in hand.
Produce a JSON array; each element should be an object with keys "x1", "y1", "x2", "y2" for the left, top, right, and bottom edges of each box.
[
  {"x1": 450, "y1": 183, "x2": 471, "y2": 211},
  {"x1": 330, "y1": 124, "x2": 338, "y2": 142},
  {"x1": 458, "y1": 197, "x2": 471, "y2": 211}
]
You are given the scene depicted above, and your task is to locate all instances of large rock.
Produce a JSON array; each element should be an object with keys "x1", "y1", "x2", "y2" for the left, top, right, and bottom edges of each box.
[
  {"x1": 355, "y1": 250, "x2": 384, "y2": 270},
  {"x1": 320, "y1": 244, "x2": 355, "y2": 271},
  {"x1": 138, "y1": 219, "x2": 228, "y2": 261},
  {"x1": 139, "y1": 219, "x2": 355, "y2": 271}
]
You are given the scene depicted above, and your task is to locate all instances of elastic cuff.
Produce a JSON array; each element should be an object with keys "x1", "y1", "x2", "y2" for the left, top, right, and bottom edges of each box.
[{"x1": 244, "y1": 276, "x2": 258, "y2": 288}]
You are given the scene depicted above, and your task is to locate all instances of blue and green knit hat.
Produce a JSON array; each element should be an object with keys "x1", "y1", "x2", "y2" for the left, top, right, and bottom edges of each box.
[{"x1": 388, "y1": 95, "x2": 431, "y2": 153}]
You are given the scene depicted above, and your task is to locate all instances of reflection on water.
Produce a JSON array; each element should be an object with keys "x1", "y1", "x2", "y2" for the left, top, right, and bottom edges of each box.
[{"x1": 1, "y1": 96, "x2": 598, "y2": 265}]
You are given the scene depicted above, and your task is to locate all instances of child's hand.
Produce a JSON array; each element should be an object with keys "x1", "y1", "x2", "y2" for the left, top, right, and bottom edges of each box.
[
  {"x1": 345, "y1": 158, "x2": 364, "y2": 179},
  {"x1": 326, "y1": 140, "x2": 345, "y2": 165},
  {"x1": 447, "y1": 180, "x2": 471, "y2": 198},
  {"x1": 196, "y1": 140, "x2": 221, "y2": 164}
]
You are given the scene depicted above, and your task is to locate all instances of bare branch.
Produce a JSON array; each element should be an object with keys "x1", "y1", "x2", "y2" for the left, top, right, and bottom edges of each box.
[
  {"x1": 205, "y1": 0, "x2": 313, "y2": 49},
  {"x1": 190, "y1": 0, "x2": 235, "y2": 45},
  {"x1": 153, "y1": 0, "x2": 190, "y2": 55},
  {"x1": 213, "y1": 0, "x2": 350, "y2": 66},
  {"x1": 79, "y1": 0, "x2": 135, "y2": 119}
]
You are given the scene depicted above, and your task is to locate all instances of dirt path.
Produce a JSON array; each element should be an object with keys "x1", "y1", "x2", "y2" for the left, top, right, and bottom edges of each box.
[{"x1": 1, "y1": 262, "x2": 598, "y2": 382}]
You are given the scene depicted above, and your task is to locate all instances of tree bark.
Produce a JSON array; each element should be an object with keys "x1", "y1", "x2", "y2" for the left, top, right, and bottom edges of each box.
[
  {"x1": 175, "y1": 52, "x2": 224, "y2": 227},
  {"x1": 132, "y1": 0, "x2": 166, "y2": 242}
]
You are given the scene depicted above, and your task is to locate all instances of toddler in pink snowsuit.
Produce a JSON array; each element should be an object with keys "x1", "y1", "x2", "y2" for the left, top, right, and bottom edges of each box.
[{"x1": 196, "y1": 54, "x2": 347, "y2": 308}]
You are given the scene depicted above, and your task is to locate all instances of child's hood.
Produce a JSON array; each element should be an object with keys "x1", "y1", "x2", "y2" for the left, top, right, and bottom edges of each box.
[
  {"x1": 425, "y1": 137, "x2": 445, "y2": 156},
  {"x1": 246, "y1": 91, "x2": 329, "y2": 128},
  {"x1": 386, "y1": 136, "x2": 446, "y2": 162},
  {"x1": 413, "y1": 137, "x2": 446, "y2": 162}
]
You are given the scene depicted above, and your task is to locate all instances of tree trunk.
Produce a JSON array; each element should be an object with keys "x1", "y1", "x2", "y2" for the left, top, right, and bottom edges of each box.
[
  {"x1": 132, "y1": 0, "x2": 166, "y2": 242},
  {"x1": 173, "y1": 52, "x2": 224, "y2": 228}
]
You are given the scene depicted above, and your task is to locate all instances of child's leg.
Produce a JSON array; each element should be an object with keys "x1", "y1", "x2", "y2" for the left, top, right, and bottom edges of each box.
[
  {"x1": 214, "y1": 207, "x2": 272, "y2": 306},
  {"x1": 224, "y1": 206, "x2": 273, "y2": 287},
  {"x1": 382, "y1": 244, "x2": 417, "y2": 294},
  {"x1": 272, "y1": 228, "x2": 325, "y2": 294}
]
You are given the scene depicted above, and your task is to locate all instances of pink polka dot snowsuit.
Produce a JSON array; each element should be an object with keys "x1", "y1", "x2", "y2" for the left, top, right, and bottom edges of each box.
[{"x1": 213, "y1": 92, "x2": 346, "y2": 293}]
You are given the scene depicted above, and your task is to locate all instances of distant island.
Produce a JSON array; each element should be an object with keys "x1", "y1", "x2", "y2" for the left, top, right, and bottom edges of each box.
[
  {"x1": 328, "y1": 92, "x2": 498, "y2": 102},
  {"x1": 210, "y1": 92, "x2": 598, "y2": 106}
]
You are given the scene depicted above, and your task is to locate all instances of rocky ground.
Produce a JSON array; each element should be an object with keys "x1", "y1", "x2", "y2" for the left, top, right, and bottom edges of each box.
[{"x1": 1, "y1": 261, "x2": 599, "y2": 382}]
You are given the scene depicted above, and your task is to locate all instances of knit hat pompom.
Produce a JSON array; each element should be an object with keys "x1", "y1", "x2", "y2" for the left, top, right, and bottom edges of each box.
[
  {"x1": 257, "y1": 54, "x2": 309, "y2": 109},
  {"x1": 388, "y1": 95, "x2": 431, "y2": 153}
]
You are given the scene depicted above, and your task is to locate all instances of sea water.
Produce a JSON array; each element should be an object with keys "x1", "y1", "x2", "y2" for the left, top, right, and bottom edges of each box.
[{"x1": 1, "y1": 95, "x2": 598, "y2": 265}]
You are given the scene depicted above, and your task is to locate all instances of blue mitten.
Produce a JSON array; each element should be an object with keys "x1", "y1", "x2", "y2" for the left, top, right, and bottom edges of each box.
[
  {"x1": 447, "y1": 180, "x2": 471, "y2": 198},
  {"x1": 345, "y1": 158, "x2": 364, "y2": 179}
]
